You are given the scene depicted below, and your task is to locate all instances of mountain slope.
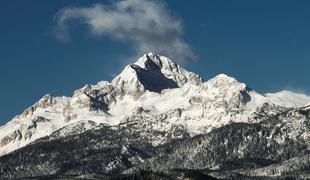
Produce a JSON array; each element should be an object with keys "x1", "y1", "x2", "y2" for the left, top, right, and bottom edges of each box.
[
  {"x1": 1, "y1": 105, "x2": 309, "y2": 179},
  {"x1": 0, "y1": 119, "x2": 189, "y2": 179},
  {"x1": 146, "y1": 106, "x2": 310, "y2": 170}
]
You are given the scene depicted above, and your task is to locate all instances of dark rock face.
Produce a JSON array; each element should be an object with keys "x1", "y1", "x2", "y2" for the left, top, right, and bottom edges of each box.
[
  {"x1": 130, "y1": 61, "x2": 178, "y2": 93},
  {"x1": 84, "y1": 92, "x2": 109, "y2": 112},
  {"x1": 0, "y1": 130, "x2": 22, "y2": 147}
]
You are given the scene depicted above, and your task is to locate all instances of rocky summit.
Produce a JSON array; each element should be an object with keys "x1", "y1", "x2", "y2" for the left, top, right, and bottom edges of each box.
[{"x1": 0, "y1": 52, "x2": 310, "y2": 179}]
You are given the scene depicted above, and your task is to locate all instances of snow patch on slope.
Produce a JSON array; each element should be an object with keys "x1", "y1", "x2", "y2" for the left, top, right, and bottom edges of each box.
[{"x1": 266, "y1": 90, "x2": 310, "y2": 107}]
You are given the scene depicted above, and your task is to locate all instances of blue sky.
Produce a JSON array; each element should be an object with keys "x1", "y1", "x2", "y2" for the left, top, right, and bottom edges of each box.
[{"x1": 1, "y1": 0, "x2": 310, "y2": 125}]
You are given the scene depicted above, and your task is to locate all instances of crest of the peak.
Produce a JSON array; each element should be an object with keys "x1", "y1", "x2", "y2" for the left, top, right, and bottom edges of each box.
[{"x1": 111, "y1": 52, "x2": 203, "y2": 94}]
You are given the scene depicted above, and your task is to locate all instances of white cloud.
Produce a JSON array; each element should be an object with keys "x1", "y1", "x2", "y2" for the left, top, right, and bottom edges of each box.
[{"x1": 55, "y1": 0, "x2": 196, "y2": 62}]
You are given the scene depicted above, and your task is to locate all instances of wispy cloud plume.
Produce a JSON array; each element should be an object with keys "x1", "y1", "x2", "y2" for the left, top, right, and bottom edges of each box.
[{"x1": 55, "y1": 0, "x2": 196, "y2": 62}]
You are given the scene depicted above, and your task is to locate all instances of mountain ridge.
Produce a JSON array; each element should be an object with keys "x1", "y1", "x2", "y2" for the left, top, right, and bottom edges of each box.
[
  {"x1": 0, "y1": 52, "x2": 310, "y2": 179},
  {"x1": 1, "y1": 52, "x2": 309, "y2": 155}
]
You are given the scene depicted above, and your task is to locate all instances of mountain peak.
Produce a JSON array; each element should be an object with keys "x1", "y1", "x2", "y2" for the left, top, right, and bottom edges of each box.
[
  {"x1": 112, "y1": 53, "x2": 203, "y2": 95},
  {"x1": 206, "y1": 74, "x2": 247, "y2": 90},
  {"x1": 201, "y1": 74, "x2": 252, "y2": 105},
  {"x1": 134, "y1": 52, "x2": 163, "y2": 69}
]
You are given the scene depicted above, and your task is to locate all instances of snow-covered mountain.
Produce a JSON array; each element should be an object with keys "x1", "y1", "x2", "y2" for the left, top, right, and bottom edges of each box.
[{"x1": 0, "y1": 52, "x2": 310, "y2": 179}]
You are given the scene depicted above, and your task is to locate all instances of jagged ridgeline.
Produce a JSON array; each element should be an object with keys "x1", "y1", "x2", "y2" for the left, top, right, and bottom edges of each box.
[{"x1": 0, "y1": 52, "x2": 310, "y2": 179}]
